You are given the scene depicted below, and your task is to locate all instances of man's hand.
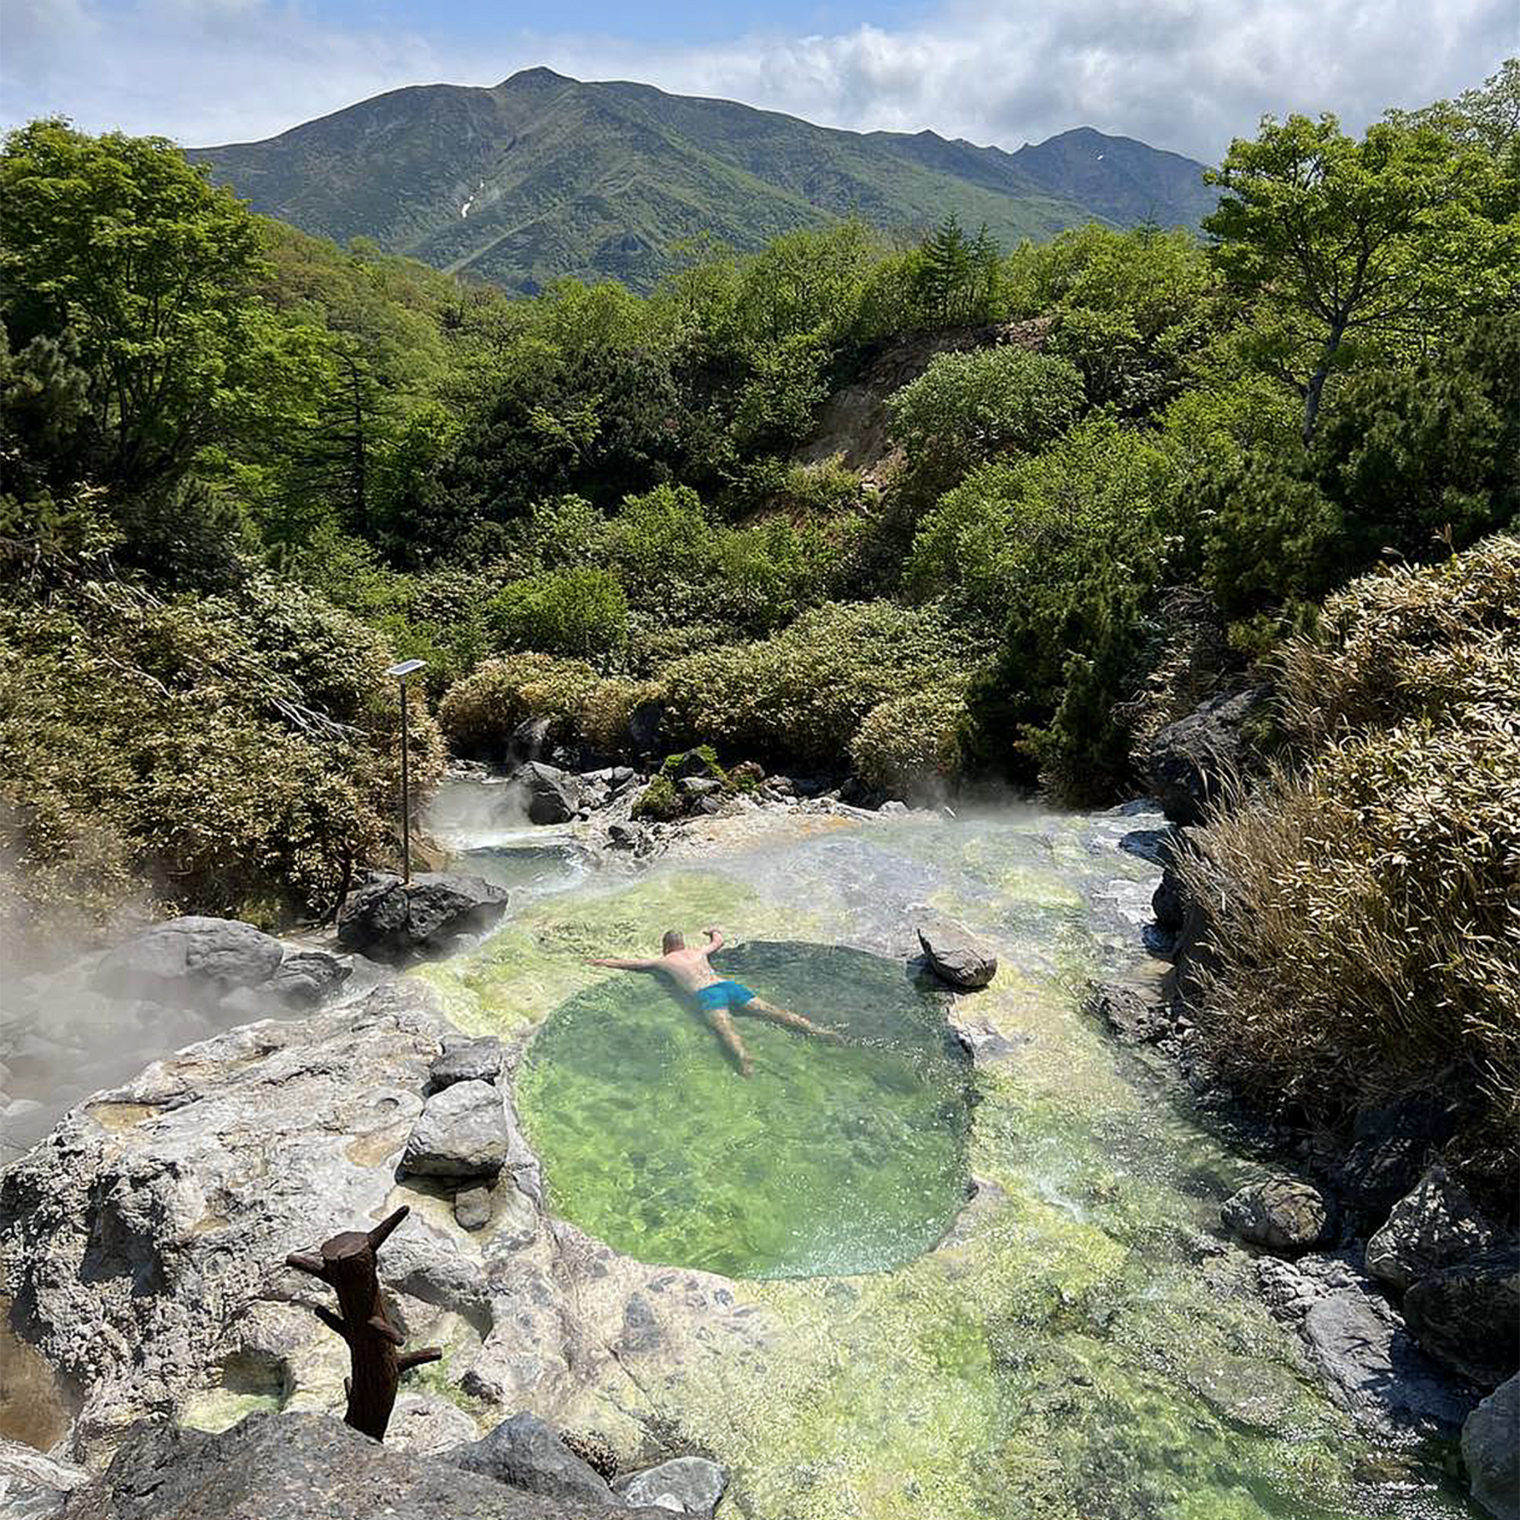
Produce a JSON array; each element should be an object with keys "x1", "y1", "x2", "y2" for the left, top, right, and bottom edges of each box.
[{"x1": 703, "y1": 926, "x2": 721, "y2": 938}]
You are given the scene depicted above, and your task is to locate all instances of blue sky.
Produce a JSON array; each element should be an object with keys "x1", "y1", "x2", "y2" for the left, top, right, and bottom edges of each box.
[{"x1": 2, "y1": 0, "x2": 1514, "y2": 160}]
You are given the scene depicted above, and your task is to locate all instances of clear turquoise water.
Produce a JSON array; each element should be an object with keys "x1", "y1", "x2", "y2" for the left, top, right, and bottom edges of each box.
[{"x1": 516, "y1": 941, "x2": 976, "y2": 1278}]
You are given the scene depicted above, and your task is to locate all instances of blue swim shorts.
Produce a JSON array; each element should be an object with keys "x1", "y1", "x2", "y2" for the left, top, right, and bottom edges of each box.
[{"x1": 695, "y1": 980, "x2": 757, "y2": 1013}]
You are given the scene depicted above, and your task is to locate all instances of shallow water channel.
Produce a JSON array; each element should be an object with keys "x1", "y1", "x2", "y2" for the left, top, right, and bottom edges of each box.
[{"x1": 419, "y1": 796, "x2": 1480, "y2": 1520}]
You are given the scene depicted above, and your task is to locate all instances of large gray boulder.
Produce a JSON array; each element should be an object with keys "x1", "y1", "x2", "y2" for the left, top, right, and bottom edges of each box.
[
  {"x1": 95, "y1": 918, "x2": 285, "y2": 997},
  {"x1": 613, "y1": 1456, "x2": 729, "y2": 1516},
  {"x1": 402, "y1": 1079, "x2": 511, "y2": 1179},
  {"x1": 1142, "y1": 688, "x2": 1266, "y2": 826},
  {"x1": 1221, "y1": 1177, "x2": 1334, "y2": 1254},
  {"x1": 447, "y1": 1412, "x2": 615, "y2": 1505},
  {"x1": 1463, "y1": 1375, "x2": 1520, "y2": 1520},
  {"x1": 515, "y1": 762, "x2": 581, "y2": 826},
  {"x1": 1404, "y1": 1269, "x2": 1520, "y2": 1389},
  {"x1": 916, "y1": 919, "x2": 997, "y2": 990},
  {"x1": 1366, "y1": 1167, "x2": 1504, "y2": 1293},
  {"x1": 56, "y1": 1412, "x2": 654, "y2": 1520},
  {"x1": 337, "y1": 872, "x2": 509, "y2": 961}
]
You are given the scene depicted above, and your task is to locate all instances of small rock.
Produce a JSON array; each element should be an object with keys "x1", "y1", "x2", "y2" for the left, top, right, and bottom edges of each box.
[
  {"x1": 402, "y1": 1080, "x2": 509, "y2": 1179},
  {"x1": 677, "y1": 776, "x2": 723, "y2": 798},
  {"x1": 1085, "y1": 982, "x2": 1169, "y2": 1045},
  {"x1": 916, "y1": 918, "x2": 997, "y2": 990},
  {"x1": 1151, "y1": 864, "x2": 1187, "y2": 933},
  {"x1": 1462, "y1": 1374, "x2": 1519, "y2": 1520},
  {"x1": 383, "y1": 1392, "x2": 482, "y2": 1456},
  {"x1": 1182, "y1": 1354, "x2": 1306, "y2": 1431},
  {"x1": 429, "y1": 1038, "x2": 503, "y2": 1092},
  {"x1": 878, "y1": 799, "x2": 908, "y2": 815},
  {"x1": 266, "y1": 950, "x2": 351, "y2": 1008},
  {"x1": 514, "y1": 760, "x2": 581, "y2": 825},
  {"x1": 454, "y1": 1185, "x2": 493, "y2": 1231},
  {"x1": 607, "y1": 821, "x2": 646, "y2": 851},
  {"x1": 613, "y1": 1455, "x2": 730, "y2": 1516},
  {"x1": 0, "y1": 1435, "x2": 87, "y2": 1519},
  {"x1": 1221, "y1": 1177, "x2": 1334, "y2": 1254},
  {"x1": 447, "y1": 1411, "x2": 616, "y2": 1504}
]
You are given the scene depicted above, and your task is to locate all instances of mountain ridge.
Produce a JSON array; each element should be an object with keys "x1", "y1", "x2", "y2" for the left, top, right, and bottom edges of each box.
[{"x1": 189, "y1": 68, "x2": 1217, "y2": 293}]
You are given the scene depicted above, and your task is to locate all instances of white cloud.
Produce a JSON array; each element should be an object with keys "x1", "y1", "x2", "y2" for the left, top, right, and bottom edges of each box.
[{"x1": 1, "y1": 0, "x2": 1514, "y2": 160}]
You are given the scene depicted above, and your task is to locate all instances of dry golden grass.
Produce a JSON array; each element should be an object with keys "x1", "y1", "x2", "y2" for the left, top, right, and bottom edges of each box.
[{"x1": 1176, "y1": 535, "x2": 1520, "y2": 1197}]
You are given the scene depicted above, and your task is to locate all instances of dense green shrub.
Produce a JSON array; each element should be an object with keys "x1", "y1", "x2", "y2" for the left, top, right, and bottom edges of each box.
[
  {"x1": 850, "y1": 688, "x2": 967, "y2": 797},
  {"x1": 0, "y1": 574, "x2": 436, "y2": 933},
  {"x1": 436, "y1": 652, "x2": 598, "y2": 758},
  {"x1": 886, "y1": 346, "x2": 1084, "y2": 488},
  {"x1": 579, "y1": 676, "x2": 666, "y2": 752},
  {"x1": 663, "y1": 601, "x2": 968, "y2": 766},
  {"x1": 1176, "y1": 537, "x2": 1520, "y2": 1201},
  {"x1": 489, "y1": 566, "x2": 630, "y2": 660}
]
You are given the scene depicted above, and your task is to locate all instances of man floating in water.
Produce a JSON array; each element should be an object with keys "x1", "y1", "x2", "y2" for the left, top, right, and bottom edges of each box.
[{"x1": 587, "y1": 928, "x2": 842, "y2": 1077}]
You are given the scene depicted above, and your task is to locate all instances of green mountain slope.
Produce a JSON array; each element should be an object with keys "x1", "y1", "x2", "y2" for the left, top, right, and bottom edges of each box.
[{"x1": 189, "y1": 68, "x2": 1215, "y2": 294}]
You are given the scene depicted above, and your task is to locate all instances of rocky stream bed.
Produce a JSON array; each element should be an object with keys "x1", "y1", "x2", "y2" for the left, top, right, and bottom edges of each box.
[{"x1": 0, "y1": 772, "x2": 1514, "y2": 1520}]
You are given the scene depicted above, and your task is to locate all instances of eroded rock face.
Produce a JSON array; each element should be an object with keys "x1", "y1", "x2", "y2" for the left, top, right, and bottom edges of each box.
[
  {"x1": 1221, "y1": 1177, "x2": 1334, "y2": 1254},
  {"x1": 1404, "y1": 1270, "x2": 1520, "y2": 1389},
  {"x1": 1463, "y1": 1375, "x2": 1520, "y2": 1520},
  {"x1": 915, "y1": 919, "x2": 997, "y2": 990},
  {"x1": 0, "y1": 982, "x2": 774, "y2": 1471},
  {"x1": 0, "y1": 1438, "x2": 87, "y2": 1519},
  {"x1": 337, "y1": 873, "x2": 510, "y2": 961},
  {"x1": 56, "y1": 1412, "x2": 658, "y2": 1520},
  {"x1": 1366, "y1": 1166, "x2": 1503, "y2": 1293}
]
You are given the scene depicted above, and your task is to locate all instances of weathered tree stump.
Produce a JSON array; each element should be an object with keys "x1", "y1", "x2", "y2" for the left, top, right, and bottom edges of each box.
[{"x1": 286, "y1": 1204, "x2": 442, "y2": 1440}]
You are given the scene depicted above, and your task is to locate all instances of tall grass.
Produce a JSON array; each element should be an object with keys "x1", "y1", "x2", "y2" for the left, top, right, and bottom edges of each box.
[{"x1": 1175, "y1": 536, "x2": 1520, "y2": 1201}]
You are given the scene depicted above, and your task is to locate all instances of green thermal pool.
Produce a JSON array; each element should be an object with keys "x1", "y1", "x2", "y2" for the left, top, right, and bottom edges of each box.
[{"x1": 516, "y1": 940, "x2": 976, "y2": 1278}]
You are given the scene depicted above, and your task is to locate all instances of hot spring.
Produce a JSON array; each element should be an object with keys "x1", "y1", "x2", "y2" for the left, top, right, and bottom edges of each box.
[{"x1": 515, "y1": 940, "x2": 976, "y2": 1279}]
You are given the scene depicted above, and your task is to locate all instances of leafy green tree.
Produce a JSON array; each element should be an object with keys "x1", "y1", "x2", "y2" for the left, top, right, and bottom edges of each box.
[
  {"x1": 0, "y1": 120, "x2": 265, "y2": 491},
  {"x1": 488, "y1": 566, "x2": 629, "y2": 660},
  {"x1": 1204, "y1": 111, "x2": 1519, "y2": 443}
]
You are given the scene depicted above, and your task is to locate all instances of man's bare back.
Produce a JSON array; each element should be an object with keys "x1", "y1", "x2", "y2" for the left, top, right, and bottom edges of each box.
[{"x1": 587, "y1": 928, "x2": 842, "y2": 1077}]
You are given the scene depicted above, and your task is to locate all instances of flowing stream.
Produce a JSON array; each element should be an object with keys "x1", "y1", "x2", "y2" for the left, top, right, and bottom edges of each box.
[{"x1": 417, "y1": 788, "x2": 1479, "y2": 1520}]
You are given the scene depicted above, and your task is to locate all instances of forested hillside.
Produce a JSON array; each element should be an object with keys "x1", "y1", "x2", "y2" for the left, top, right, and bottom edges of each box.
[
  {"x1": 187, "y1": 68, "x2": 1217, "y2": 293},
  {"x1": 2, "y1": 63, "x2": 1518, "y2": 1194}
]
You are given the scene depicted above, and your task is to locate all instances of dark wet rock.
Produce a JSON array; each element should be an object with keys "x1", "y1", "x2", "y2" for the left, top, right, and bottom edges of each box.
[
  {"x1": 1300, "y1": 1287, "x2": 1473, "y2": 1430},
  {"x1": 1085, "y1": 982, "x2": 1169, "y2": 1045},
  {"x1": 58, "y1": 1411, "x2": 645, "y2": 1519},
  {"x1": 1331, "y1": 1091, "x2": 1468, "y2": 1221},
  {"x1": 1151, "y1": 861, "x2": 1188, "y2": 933},
  {"x1": 95, "y1": 917, "x2": 284, "y2": 997},
  {"x1": 1463, "y1": 1374, "x2": 1520, "y2": 1520},
  {"x1": 266, "y1": 950, "x2": 350, "y2": 1008},
  {"x1": 454, "y1": 1184, "x2": 493, "y2": 1231},
  {"x1": 626, "y1": 700, "x2": 665, "y2": 756},
  {"x1": 0, "y1": 1437, "x2": 87, "y2": 1519},
  {"x1": 1404, "y1": 1269, "x2": 1520, "y2": 1389},
  {"x1": 613, "y1": 1455, "x2": 729, "y2": 1516},
  {"x1": 336, "y1": 872, "x2": 509, "y2": 961},
  {"x1": 667, "y1": 749, "x2": 725, "y2": 782},
  {"x1": 916, "y1": 918, "x2": 997, "y2": 989},
  {"x1": 515, "y1": 761, "x2": 580, "y2": 825},
  {"x1": 1221, "y1": 1177, "x2": 1334, "y2": 1254},
  {"x1": 511, "y1": 714, "x2": 556, "y2": 760},
  {"x1": 1142, "y1": 688, "x2": 1267, "y2": 826},
  {"x1": 402, "y1": 1079, "x2": 509, "y2": 1179},
  {"x1": 1182, "y1": 1354, "x2": 1306, "y2": 1431},
  {"x1": 606, "y1": 820, "x2": 647, "y2": 852},
  {"x1": 429, "y1": 1037, "x2": 504, "y2": 1092},
  {"x1": 1118, "y1": 826, "x2": 1173, "y2": 865},
  {"x1": 1366, "y1": 1167, "x2": 1505, "y2": 1293},
  {"x1": 448, "y1": 1412, "x2": 616, "y2": 1505}
]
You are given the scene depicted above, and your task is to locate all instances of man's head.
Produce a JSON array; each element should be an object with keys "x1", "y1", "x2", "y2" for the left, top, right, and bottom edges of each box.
[{"x1": 662, "y1": 930, "x2": 685, "y2": 954}]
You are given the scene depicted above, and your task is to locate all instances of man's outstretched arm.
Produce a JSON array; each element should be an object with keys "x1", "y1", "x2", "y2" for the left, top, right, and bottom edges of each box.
[
  {"x1": 703, "y1": 926, "x2": 725, "y2": 953},
  {"x1": 586, "y1": 956, "x2": 659, "y2": 970}
]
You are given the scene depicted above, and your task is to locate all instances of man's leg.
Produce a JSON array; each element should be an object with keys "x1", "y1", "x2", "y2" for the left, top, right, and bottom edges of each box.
[
  {"x1": 707, "y1": 1008, "x2": 754, "y2": 1077},
  {"x1": 738, "y1": 997, "x2": 845, "y2": 1043}
]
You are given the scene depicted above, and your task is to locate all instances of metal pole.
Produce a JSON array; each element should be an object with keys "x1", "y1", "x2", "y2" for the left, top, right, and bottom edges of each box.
[{"x1": 399, "y1": 676, "x2": 411, "y2": 884}]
